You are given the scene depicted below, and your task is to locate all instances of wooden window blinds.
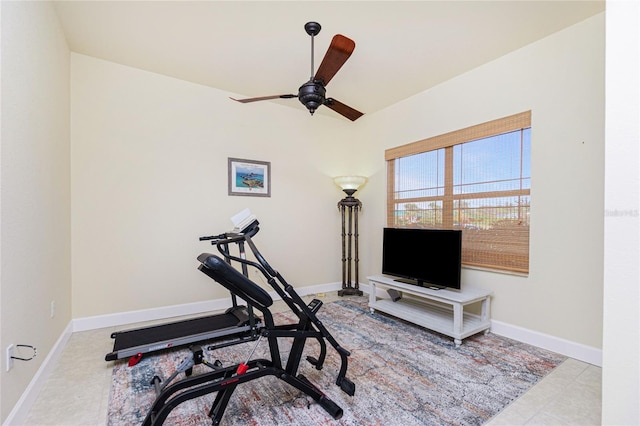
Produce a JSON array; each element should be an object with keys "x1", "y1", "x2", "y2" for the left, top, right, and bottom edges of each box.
[{"x1": 385, "y1": 111, "x2": 532, "y2": 274}]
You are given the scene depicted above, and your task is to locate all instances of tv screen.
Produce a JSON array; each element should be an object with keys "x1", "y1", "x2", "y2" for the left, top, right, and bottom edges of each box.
[{"x1": 382, "y1": 228, "x2": 462, "y2": 290}]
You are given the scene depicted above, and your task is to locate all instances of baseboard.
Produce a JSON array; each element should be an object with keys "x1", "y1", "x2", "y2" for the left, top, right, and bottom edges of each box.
[
  {"x1": 72, "y1": 297, "x2": 235, "y2": 332},
  {"x1": 2, "y1": 322, "x2": 73, "y2": 426},
  {"x1": 72, "y1": 281, "x2": 344, "y2": 332},
  {"x1": 297, "y1": 281, "x2": 344, "y2": 297},
  {"x1": 490, "y1": 319, "x2": 602, "y2": 367}
]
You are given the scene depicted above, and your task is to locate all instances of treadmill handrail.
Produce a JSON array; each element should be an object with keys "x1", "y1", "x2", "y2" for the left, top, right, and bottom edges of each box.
[{"x1": 244, "y1": 235, "x2": 277, "y2": 276}]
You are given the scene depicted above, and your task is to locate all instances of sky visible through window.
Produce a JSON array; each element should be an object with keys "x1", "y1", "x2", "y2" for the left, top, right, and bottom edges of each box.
[
  {"x1": 454, "y1": 129, "x2": 530, "y2": 196},
  {"x1": 394, "y1": 129, "x2": 531, "y2": 211}
]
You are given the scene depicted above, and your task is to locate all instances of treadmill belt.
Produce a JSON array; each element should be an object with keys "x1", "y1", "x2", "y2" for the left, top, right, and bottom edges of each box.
[{"x1": 112, "y1": 313, "x2": 241, "y2": 352}]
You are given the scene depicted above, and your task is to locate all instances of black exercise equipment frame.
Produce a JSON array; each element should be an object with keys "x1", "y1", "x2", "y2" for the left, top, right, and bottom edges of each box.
[{"x1": 142, "y1": 221, "x2": 355, "y2": 425}]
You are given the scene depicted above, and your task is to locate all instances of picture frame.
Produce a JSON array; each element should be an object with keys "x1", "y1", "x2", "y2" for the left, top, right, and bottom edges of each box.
[{"x1": 228, "y1": 157, "x2": 271, "y2": 197}]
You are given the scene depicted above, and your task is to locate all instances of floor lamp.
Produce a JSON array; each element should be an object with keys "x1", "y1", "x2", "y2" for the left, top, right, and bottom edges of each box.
[{"x1": 334, "y1": 176, "x2": 367, "y2": 297}]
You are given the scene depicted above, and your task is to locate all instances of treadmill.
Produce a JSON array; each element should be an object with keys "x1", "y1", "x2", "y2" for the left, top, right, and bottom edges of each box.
[{"x1": 105, "y1": 221, "x2": 264, "y2": 362}]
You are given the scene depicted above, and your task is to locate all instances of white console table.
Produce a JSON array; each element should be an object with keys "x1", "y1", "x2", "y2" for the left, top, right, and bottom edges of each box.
[{"x1": 367, "y1": 275, "x2": 493, "y2": 346}]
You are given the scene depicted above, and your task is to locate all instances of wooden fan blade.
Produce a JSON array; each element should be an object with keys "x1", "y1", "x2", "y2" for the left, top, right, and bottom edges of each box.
[
  {"x1": 314, "y1": 34, "x2": 355, "y2": 86},
  {"x1": 325, "y1": 98, "x2": 364, "y2": 121},
  {"x1": 230, "y1": 94, "x2": 296, "y2": 103}
]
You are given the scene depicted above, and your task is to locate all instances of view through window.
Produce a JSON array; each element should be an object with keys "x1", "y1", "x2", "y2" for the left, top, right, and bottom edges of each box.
[{"x1": 386, "y1": 112, "x2": 531, "y2": 273}]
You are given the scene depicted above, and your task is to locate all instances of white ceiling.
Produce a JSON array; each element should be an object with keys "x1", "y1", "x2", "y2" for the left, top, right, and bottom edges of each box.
[{"x1": 53, "y1": 1, "x2": 605, "y2": 120}]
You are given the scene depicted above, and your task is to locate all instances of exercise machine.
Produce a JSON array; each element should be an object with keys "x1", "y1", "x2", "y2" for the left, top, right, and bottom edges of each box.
[
  {"x1": 142, "y1": 221, "x2": 355, "y2": 425},
  {"x1": 105, "y1": 223, "x2": 263, "y2": 362}
]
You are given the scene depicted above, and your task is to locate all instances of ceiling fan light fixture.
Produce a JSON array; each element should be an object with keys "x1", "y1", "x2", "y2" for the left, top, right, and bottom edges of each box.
[{"x1": 298, "y1": 80, "x2": 326, "y2": 115}]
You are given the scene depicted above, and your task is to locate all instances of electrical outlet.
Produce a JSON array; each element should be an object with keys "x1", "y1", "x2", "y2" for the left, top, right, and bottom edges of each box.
[
  {"x1": 50, "y1": 301, "x2": 55, "y2": 318},
  {"x1": 6, "y1": 344, "x2": 14, "y2": 372}
]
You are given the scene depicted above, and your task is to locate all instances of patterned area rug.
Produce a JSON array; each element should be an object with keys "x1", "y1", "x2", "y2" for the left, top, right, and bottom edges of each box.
[{"x1": 107, "y1": 297, "x2": 565, "y2": 425}]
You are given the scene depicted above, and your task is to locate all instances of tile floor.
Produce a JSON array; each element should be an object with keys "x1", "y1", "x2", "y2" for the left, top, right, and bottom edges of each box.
[{"x1": 21, "y1": 294, "x2": 602, "y2": 425}]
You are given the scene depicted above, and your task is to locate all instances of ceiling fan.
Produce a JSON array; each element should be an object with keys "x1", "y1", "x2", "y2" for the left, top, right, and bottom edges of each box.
[{"x1": 230, "y1": 22, "x2": 364, "y2": 122}]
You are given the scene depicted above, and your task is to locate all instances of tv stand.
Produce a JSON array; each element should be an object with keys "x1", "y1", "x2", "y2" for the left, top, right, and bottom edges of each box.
[{"x1": 367, "y1": 275, "x2": 492, "y2": 346}]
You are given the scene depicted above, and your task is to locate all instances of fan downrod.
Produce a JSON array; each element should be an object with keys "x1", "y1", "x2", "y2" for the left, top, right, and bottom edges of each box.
[{"x1": 304, "y1": 21, "x2": 321, "y2": 36}]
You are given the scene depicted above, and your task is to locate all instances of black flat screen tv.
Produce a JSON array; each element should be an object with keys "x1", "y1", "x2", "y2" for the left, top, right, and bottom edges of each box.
[{"x1": 382, "y1": 228, "x2": 462, "y2": 290}]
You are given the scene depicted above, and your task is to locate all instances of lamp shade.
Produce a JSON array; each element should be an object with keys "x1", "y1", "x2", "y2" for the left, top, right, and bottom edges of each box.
[{"x1": 334, "y1": 176, "x2": 367, "y2": 191}]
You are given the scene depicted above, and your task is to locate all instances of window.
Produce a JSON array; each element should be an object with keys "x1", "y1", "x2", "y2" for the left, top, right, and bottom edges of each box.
[{"x1": 386, "y1": 111, "x2": 531, "y2": 273}]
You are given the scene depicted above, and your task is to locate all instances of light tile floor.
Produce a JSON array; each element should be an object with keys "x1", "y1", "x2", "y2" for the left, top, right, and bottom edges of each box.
[{"x1": 22, "y1": 294, "x2": 601, "y2": 425}]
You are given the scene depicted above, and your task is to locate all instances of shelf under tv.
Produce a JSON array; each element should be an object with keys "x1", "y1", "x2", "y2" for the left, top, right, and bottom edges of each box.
[{"x1": 367, "y1": 275, "x2": 493, "y2": 346}]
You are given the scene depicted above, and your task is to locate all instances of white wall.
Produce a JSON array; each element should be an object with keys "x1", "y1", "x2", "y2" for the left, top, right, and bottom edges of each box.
[
  {"x1": 602, "y1": 1, "x2": 640, "y2": 423},
  {"x1": 0, "y1": 1, "x2": 71, "y2": 422},
  {"x1": 356, "y1": 14, "x2": 605, "y2": 350},
  {"x1": 70, "y1": 53, "x2": 359, "y2": 317}
]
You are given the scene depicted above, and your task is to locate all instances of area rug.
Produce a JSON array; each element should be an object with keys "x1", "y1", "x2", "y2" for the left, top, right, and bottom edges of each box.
[{"x1": 107, "y1": 297, "x2": 566, "y2": 425}]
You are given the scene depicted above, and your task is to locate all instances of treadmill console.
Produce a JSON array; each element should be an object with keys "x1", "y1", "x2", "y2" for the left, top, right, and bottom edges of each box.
[{"x1": 307, "y1": 298, "x2": 323, "y2": 314}]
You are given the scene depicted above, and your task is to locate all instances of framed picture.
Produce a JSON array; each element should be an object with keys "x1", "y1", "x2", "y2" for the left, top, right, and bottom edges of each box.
[{"x1": 228, "y1": 158, "x2": 271, "y2": 197}]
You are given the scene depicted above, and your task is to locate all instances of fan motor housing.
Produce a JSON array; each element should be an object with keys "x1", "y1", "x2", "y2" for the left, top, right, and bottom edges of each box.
[{"x1": 298, "y1": 80, "x2": 326, "y2": 115}]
